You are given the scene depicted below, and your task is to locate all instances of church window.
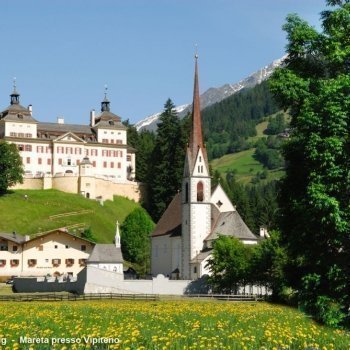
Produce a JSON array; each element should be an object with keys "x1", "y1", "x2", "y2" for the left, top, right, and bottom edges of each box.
[
  {"x1": 216, "y1": 200, "x2": 223, "y2": 208},
  {"x1": 185, "y1": 183, "x2": 189, "y2": 203},
  {"x1": 199, "y1": 156, "x2": 202, "y2": 162},
  {"x1": 194, "y1": 266, "x2": 197, "y2": 273},
  {"x1": 197, "y1": 181, "x2": 204, "y2": 202},
  {"x1": 198, "y1": 165, "x2": 201, "y2": 173},
  {"x1": 201, "y1": 165, "x2": 203, "y2": 173}
]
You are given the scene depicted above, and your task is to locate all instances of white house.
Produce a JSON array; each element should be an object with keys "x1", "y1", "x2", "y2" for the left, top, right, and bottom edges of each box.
[{"x1": 151, "y1": 56, "x2": 261, "y2": 280}]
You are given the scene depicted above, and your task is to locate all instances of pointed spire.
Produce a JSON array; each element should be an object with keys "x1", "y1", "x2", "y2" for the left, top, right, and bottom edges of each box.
[
  {"x1": 115, "y1": 220, "x2": 121, "y2": 248},
  {"x1": 189, "y1": 52, "x2": 205, "y2": 158},
  {"x1": 10, "y1": 77, "x2": 20, "y2": 105},
  {"x1": 101, "y1": 84, "x2": 110, "y2": 112}
]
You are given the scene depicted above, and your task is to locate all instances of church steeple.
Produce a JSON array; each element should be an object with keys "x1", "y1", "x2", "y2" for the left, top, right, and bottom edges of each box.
[
  {"x1": 10, "y1": 78, "x2": 20, "y2": 105},
  {"x1": 101, "y1": 85, "x2": 110, "y2": 112},
  {"x1": 186, "y1": 53, "x2": 208, "y2": 173}
]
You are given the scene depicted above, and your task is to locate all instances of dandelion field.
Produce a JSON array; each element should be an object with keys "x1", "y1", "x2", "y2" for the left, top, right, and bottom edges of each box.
[{"x1": 0, "y1": 300, "x2": 349, "y2": 350}]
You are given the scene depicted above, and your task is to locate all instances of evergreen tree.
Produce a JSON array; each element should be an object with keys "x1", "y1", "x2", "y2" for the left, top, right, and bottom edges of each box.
[
  {"x1": 148, "y1": 99, "x2": 185, "y2": 221},
  {"x1": 0, "y1": 141, "x2": 24, "y2": 195},
  {"x1": 270, "y1": 0, "x2": 350, "y2": 326}
]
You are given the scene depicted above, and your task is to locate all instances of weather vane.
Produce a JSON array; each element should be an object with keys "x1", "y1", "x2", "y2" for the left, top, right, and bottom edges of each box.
[
  {"x1": 104, "y1": 84, "x2": 108, "y2": 99},
  {"x1": 194, "y1": 44, "x2": 198, "y2": 59},
  {"x1": 13, "y1": 77, "x2": 17, "y2": 91}
]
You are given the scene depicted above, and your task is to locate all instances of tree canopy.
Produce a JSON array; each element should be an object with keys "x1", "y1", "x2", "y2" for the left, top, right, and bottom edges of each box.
[
  {"x1": 270, "y1": 0, "x2": 350, "y2": 326},
  {"x1": 120, "y1": 207, "x2": 155, "y2": 276},
  {"x1": 0, "y1": 141, "x2": 24, "y2": 195}
]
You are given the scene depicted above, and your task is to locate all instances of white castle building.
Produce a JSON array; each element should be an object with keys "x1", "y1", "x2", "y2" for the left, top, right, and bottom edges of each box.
[
  {"x1": 0, "y1": 86, "x2": 141, "y2": 201},
  {"x1": 151, "y1": 56, "x2": 261, "y2": 280}
]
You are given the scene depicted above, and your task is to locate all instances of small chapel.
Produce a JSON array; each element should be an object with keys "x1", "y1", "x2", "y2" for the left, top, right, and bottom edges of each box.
[{"x1": 151, "y1": 55, "x2": 260, "y2": 280}]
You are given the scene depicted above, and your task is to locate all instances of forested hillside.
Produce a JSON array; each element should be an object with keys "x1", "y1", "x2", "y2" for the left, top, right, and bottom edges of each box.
[{"x1": 202, "y1": 80, "x2": 279, "y2": 159}]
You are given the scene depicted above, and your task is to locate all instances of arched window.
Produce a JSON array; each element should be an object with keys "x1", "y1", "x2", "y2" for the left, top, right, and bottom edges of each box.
[
  {"x1": 185, "y1": 183, "x2": 189, "y2": 203},
  {"x1": 197, "y1": 181, "x2": 204, "y2": 202}
]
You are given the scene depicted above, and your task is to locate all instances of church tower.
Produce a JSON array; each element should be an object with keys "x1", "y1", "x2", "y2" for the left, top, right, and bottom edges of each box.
[{"x1": 181, "y1": 54, "x2": 211, "y2": 279}]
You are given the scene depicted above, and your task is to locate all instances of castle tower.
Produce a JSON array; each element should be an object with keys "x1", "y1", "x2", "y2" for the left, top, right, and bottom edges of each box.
[{"x1": 181, "y1": 54, "x2": 211, "y2": 279}]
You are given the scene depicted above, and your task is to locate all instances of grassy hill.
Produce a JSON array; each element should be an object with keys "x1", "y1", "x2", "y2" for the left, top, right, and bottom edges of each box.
[
  {"x1": 210, "y1": 118, "x2": 285, "y2": 183},
  {"x1": 0, "y1": 189, "x2": 140, "y2": 243}
]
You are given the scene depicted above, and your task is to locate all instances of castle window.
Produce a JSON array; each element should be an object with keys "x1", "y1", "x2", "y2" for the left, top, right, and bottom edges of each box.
[
  {"x1": 25, "y1": 145, "x2": 32, "y2": 151},
  {"x1": 38, "y1": 158, "x2": 42, "y2": 165},
  {"x1": 18, "y1": 144, "x2": 24, "y2": 151},
  {"x1": 117, "y1": 162, "x2": 121, "y2": 169},
  {"x1": 127, "y1": 155, "x2": 131, "y2": 161},
  {"x1": 197, "y1": 181, "x2": 204, "y2": 202},
  {"x1": 47, "y1": 159, "x2": 51, "y2": 165},
  {"x1": 58, "y1": 158, "x2": 62, "y2": 165},
  {"x1": 26, "y1": 157, "x2": 30, "y2": 164}
]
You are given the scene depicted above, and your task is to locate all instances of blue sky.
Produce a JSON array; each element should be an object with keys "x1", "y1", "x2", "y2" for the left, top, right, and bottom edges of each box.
[{"x1": 1, "y1": 0, "x2": 326, "y2": 125}]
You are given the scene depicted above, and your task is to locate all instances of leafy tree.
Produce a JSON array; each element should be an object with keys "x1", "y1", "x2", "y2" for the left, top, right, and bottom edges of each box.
[
  {"x1": 250, "y1": 231, "x2": 287, "y2": 299},
  {"x1": 148, "y1": 99, "x2": 186, "y2": 221},
  {"x1": 81, "y1": 227, "x2": 97, "y2": 242},
  {"x1": 206, "y1": 236, "x2": 252, "y2": 293},
  {"x1": 270, "y1": 0, "x2": 350, "y2": 326},
  {"x1": 120, "y1": 208, "x2": 155, "y2": 276},
  {"x1": 0, "y1": 141, "x2": 24, "y2": 195},
  {"x1": 266, "y1": 113, "x2": 287, "y2": 135}
]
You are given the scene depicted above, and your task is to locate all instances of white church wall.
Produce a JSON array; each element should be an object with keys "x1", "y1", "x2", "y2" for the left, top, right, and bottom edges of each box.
[
  {"x1": 151, "y1": 235, "x2": 172, "y2": 277},
  {"x1": 171, "y1": 237, "x2": 181, "y2": 275},
  {"x1": 211, "y1": 185, "x2": 235, "y2": 212}
]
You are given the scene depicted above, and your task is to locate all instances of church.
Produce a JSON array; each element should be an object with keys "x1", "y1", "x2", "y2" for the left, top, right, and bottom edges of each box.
[{"x1": 151, "y1": 56, "x2": 260, "y2": 280}]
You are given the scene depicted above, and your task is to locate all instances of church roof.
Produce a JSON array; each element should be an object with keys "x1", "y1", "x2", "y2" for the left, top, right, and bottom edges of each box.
[
  {"x1": 151, "y1": 190, "x2": 258, "y2": 243},
  {"x1": 151, "y1": 193, "x2": 182, "y2": 237},
  {"x1": 206, "y1": 211, "x2": 258, "y2": 242},
  {"x1": 185, "y1": 55, "x2": 209, "y2": 174},
  {"x1": 88, "y1": 244, "x2": 123, "y2": 263}
]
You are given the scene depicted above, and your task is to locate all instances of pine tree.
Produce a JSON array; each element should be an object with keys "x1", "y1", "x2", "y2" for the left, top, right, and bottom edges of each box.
[{"x1": 149, "y1": 99, "x2": 185, "y2": 221}]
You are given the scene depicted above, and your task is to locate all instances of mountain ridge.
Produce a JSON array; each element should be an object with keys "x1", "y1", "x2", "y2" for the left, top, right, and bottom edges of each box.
[{"x1": 135, "y1": 56, "x2": 286, "y2": 132}]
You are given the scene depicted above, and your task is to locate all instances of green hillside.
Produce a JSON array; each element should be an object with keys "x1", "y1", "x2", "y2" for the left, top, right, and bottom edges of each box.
[
  {"x1": 211, "y1": 119, "x2": 285, "y2": 183},
  {"x1": 0, "y1": 190, "x2": 140, "y2": 243}
]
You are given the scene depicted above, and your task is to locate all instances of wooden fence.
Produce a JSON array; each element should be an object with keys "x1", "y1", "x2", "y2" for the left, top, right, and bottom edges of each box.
[
  {"x1": 0, "y1": 292, "x2": 265, "y2": 302},
  {"x1": 0, "y1": 293, "x2": 159, "y2": 302}
]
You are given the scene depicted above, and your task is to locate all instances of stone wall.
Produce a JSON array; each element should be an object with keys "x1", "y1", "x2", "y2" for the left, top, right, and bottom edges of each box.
[
  {"x1": 84, "y1": 266, "x2": 192, "y2": 295},
  {"x1": 11, "y1": 175, "x2": 147, "y2": 204},
  {"x1": 13, "y1": 272, "x2": 86, "y2": 294}
]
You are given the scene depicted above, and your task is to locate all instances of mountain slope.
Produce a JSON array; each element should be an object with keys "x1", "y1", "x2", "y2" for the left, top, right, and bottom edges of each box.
[
  {"x1": 135, "y1": 56, "x2": 286, "y2": 131},
  {"x1": 0, "y1": 190, "x2": 141, "y2": 243}
]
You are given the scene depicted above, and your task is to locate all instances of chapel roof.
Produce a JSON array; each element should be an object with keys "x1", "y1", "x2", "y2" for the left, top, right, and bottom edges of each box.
[{"x1": 87, "y1": 244, "x2": 123, "y2": 263}]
